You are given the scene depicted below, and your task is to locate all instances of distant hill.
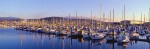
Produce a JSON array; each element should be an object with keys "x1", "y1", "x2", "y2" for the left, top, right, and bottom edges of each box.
[
  {"x1": 0, "y1": 17, "x2": 22, "y2": 21},
  {"x1": 41, "y1": 16, "x2": 100, "y2": 23},
  {"x1": 41, "y1": 16, "x2": 66, "y2": 21},
  {"x1": 27, "y1": 16, "x2": 102, "y2": 23}
]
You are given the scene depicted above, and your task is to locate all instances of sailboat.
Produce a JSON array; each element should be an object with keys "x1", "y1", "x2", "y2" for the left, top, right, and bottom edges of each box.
[
  {"x1": 117, "y1": 31, "x2": 130, "y2": 43},
  {"x1": 90, "y1": 32, "x2": 105, "y2": 40},
  {"x1": 67, "y1": 14, "x2": 80, "y2": 37},
  {"x1": 49, "y1": 17, "x2": 57, "y2": 34},
  {"x1": 36, "y1": 27, "x2": 43, "y2": 33},
  {"x1": 83, "y1": 11, "x2": 93, "y2": 39},
  {"x1": 55, "y1": 19, "x2": 68, "y2": 35},
  {"x1": 137, "y1": 13, "x2": 147, "y2": 35},
  {"x1": 130, "y1": 25, "x2": 139, "y2": 39},
  {"x1": 117, "y1": 6, "x2": 130, "y2": 43},
  {"x1": 107, "y1": 35, "x2": 117, "y2": 41},
  {"x1": 130, "y1": 30, "x2": 140, "y2": 39},
  {"x1": 146, "y1": 9, "x2": 150, "y2": 40},
  {"x1": 91, "y1": 12, "x2": 105, "y2": 40},
  {"x1": 83, "y1": 27, "x2": 91, "y2": 39},
  {"x1": 56, "y1": 28, "x2": 68, "y2": 35},
  {"x1": 106, "y1": 10, "x2": 118, "y2": 42}
]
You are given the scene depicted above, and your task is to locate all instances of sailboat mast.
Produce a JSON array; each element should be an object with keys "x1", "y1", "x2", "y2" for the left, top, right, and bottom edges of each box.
[
  {"x1": 124, "y1": 5, "x2": 125, "y2": 21},
  {"x1": 149, "y1": 8, "x2": 150, "y2": 22},
  {"x1": 42, "y1": 19, "x2": 44, "y2": 25},
  {"x1": 141, "y1": 12, "x2": 143, "y2": 28},
  {"x1": 76, "y1": 11, "x2": 78, "y2": 26},
  {"x1": 84, "y1": 17, "x2": 86, "y2": 26},
  {"x1": 100, "y1": 4, "x2": 102, "y2": 28},
  {"x1": 123, "y1": 5, "x2": 126, "y2": 27},
  {"x1": 113, "y1": 9, "x2": 114, "y2": 26},
  {"x1": 109, "y1": 10, "x2": 111, "y2": 22},
  {"x1": 63, "y1": 17, "x2": 66, "y2": 25},
  {"x1": 112, "y1": 9, "x2": 115, "y2": 49},
  {"x1": 91, "y1": 11, "x2": 93, "y2": 29},
  {"x1": 52, "y1": 16, "x2": 54, "y2": 26},
  {"x1": 141, "y1": 12, "x2": 142, "y2": 24},
  {"x1": 144, "y1": 14, "x2": 145, "y2": 23},
  {"x1": 122, "y1": 10, "x2": 124, "y2": 21},
  {"x1": 69, "y1": 14, "x2": 71, "y2": 26},
  {"x1": 81, "y1": 16, "x2": 82, "y2": 26},
  {"x1": 59, "y1": 17, "x2": 61, "y2": 25},
  {"x1": 103, "y1": 13, "x2": 105, "y2": 23},
  {"x1": 94, "y1": 16, "x2": 96, "y2": 28},
  {"x1": 133, "y1": 13, "x2": 135, "y2": 24},
  {"x1": 110, "y1": 10, "x2": 111, "y2": 28},
  {"x1": 103, "y1": 13, "x2": 105, "y2": 28}
]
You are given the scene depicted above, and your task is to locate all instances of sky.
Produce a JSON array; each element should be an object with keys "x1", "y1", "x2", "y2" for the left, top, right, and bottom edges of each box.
[{"x1": 0, "y1": 0, "x2": 150, "y2": 21}]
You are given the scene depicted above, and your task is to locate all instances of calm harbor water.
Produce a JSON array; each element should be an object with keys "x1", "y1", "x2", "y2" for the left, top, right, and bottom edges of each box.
[{"x1": 0, "y1": 28, "x2": 150, "y2": 49}]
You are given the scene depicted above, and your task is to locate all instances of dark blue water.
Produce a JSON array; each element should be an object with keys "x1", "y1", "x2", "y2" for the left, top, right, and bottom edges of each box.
[{"x1": 0, "y1": 28, "x2": 149, "y2": 49}]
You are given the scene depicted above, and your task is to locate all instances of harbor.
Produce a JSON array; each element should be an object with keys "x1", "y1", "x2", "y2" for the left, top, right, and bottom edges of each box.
[{"x1": 1, "y1": 0, "x2": 150, "y2": 49}]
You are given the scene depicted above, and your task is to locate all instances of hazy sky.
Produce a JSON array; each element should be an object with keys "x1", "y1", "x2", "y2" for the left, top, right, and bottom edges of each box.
[{"x1": 0, "y1": 0, "x2": 150, "y2": 21}]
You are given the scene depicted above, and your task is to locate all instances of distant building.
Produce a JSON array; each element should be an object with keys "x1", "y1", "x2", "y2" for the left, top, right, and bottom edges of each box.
[
  {"x1": 130, "y1": 20, "x2": 144, "y2": 24},
  {"x1": 143, "y1": 22, "x2": 150, "y2": 26},
  {"x1": 121, "y1": 20, "x2": 131, "y2": 25},
  {"x1": 103, "y1": 22, "x2": 120, "y2": 26},
  {"x1": 120, "y1": 20, "x2": 145, "y2": 26}
]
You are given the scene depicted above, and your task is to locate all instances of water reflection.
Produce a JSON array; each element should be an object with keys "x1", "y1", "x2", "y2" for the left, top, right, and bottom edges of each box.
[{"x1": 0, "y1": 28, "x2": 150, "y2": 49}]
